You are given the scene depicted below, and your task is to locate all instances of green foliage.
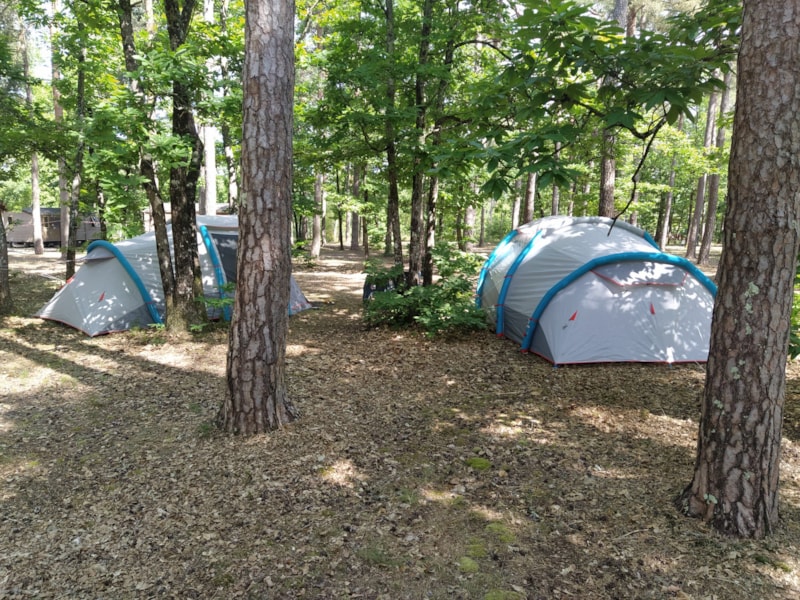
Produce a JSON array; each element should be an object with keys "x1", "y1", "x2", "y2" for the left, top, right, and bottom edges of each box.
[{"x1": 362, "y1": 244, "x2": 486, "y2": 337}]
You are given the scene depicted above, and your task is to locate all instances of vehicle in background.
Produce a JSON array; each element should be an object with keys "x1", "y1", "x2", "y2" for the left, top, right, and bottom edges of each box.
[{"x1": 2, "y1": 207, "x2": 103, "y2": 247}]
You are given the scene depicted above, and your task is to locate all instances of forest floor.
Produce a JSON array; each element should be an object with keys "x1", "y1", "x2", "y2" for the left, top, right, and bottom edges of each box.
[{"x1": 3, "y1": 246, "x2": 800, "y2": 599}]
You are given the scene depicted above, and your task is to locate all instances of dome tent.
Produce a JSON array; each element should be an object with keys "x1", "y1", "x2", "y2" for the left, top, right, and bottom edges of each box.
[
  {"x1": 37, "y1": 215, "x2": 312, "y2": 336},
  {"x1": 476, "y1": 216, "x2": 716, "y2": 365}
]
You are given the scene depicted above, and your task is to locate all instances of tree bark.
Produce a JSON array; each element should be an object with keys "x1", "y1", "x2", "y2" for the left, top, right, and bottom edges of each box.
[
  {"x1": 384, "y1": 0, "x2": 403, "y2": 267},
  {"x1": 0, "y1": 216, "x2": 11, "y2": 313},
  {"x1": 116, "y1": 0, "x2": 176, "y2": 319},
  {"x1": 310, "y1": 172, "x2": 323, "y2": 258},
  {"x1": 698, "y1": 69, "x2": 734, "y2": 265},
  {"x1": 677, "y1": 1, "x2": 800, "y2": 538},
  {"x1": 598, "y1": 130, "x2": 616, "y2": 217},
  {"x1": 523, "y1": 171, "x2": 536, "y2": 223},
  {"x1": 407, "y1": 0, "x2": 433, "y2": 287},
  {"x1": 686, "y1": 87, "x2": 720, "y2": 260},
  {"x1": 219, "y1": 0, "x2": 298, "y2": 434}
]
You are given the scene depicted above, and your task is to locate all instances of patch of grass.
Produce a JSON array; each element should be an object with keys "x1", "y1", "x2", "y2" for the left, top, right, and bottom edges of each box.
[
  {"x1": 754, "y1": 554, "x2": 793, "y2": 572},
  {"x1": 485, "y1": 522, "x2": 516, "y2": 543},
  {"x1": 466, "y1": 457, "x2": 492, "y2": 471},
  {"x1": 196, "y1": 421, "x2": 215, "y2": 439},
  {"x1": 466, "y1": 539, "x2": 488, "y2": 559},
  {"x1": 458, "y1": 556, "x2": 480, "y2": 573},
  {"x1": 484, "y1": 590, "x2": 523, "y2": 600},
  {"x1": 356, "y1": 545, "x2": 403, "y2": 568}
]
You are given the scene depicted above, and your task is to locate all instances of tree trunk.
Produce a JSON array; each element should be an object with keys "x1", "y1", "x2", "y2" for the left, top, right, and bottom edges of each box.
[
  {"x1": 350, "y1": 165, "x2": 361, "y2": 251},
  {"x1": 598, "y1": 130, "x2": 616, "y2": 217},
  {"x1": 463, "y1": 204, "x2": 476, "y2": 252},
  {"x1": 0, "y1": 217, "x2": 11, "y2": 313},
  {"x1": 116, "y1": 0, "x2": 176, "y2": 319},
  {"x1": 199, "y1": 0, "x2": 217, "y2": 217},
  {"x1": 165, "y1": 0, "x2": 205, "y2": 331},
  {"x1": 65, "y1": 22, "x2": 86, "y2": 281},
  {"x1": 384, "y1": 0, "x2": 403, "y2": 267},
  {"x1": 21, "y1": 27, "x2": 44, "y2": 255},
  {"x1": 698, "y1": 70, "x2": 734, "y2": 265},
  {"x1": 310, "y1": 172, "x2": 323, "y2": 258},
  {"x1": 220, "y1": 0, "x2": 238, "y2": 212},
  {"x1": 219, "y1": 0, "x2": 298, "y2": 434},
  {"x1": 50, "y1": 0, "x2": 70, "y2": 259},
  {"x1": 686, "y1": 87, "x2": 720, "y2": 260},
  {"x1": 407, "y1": 0, "x2": 433, "y2": 287},
  {"x1": 523, "y1": 171, "x2": 536, "y2": 223},
  {"x1": 676, "y1": 1, "x2": 800, "y2": 538}
]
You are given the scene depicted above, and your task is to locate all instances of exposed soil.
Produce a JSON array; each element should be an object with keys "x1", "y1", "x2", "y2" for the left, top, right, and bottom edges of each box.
[{"x1": 2, "y1": 246, "x2": 800, "y2": 599}]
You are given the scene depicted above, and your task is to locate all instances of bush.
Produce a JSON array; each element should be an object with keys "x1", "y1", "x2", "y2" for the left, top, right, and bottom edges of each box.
[{"x1": 362, "y1": 244, "x2": 486, "y2": 337}]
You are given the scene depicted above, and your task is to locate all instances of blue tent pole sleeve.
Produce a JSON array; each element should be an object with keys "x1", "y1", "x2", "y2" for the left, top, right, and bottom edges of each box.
[
  {"x1": 85, "y1": 240, "x2": 164, "y2": 325},
  {"x1": 476, "y1": 229, "x2": 518, "y2": 308},
  {"x1": 198, "y1": 225, "x2": 232, "y2": 321},
  {"x1": 496, "y1": 230, "x2": 542, "y2": 336}
]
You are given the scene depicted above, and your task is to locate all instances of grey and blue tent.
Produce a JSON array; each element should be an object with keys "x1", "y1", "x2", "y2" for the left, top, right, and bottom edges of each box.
[
  {"x1": 37, "y1": 215, "x2": 311, "y2": 336},
  {"x1": 476, "y1": 216, "x2": 716, "y2": 364}
]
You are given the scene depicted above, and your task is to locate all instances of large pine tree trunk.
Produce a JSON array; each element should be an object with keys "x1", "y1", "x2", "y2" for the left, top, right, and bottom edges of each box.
[
  {"x1": 677, "y1": 1, "x2": 800, "y2": 538},
  {"x1": 219, "y1": 0, "x2": 298, "y2": 434}
]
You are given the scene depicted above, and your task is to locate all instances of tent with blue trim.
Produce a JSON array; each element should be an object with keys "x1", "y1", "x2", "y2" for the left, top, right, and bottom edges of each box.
[
  {"x1": 36, "y1": 215, "x2": 311, "y2": 336},
  {"x1": 476, "y1": 216, "x2": 716, "y2": 364}
]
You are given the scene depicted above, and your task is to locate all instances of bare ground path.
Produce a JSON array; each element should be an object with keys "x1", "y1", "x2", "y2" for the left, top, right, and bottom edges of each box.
[{"x1": 1, "y1": 246, "x2": 800, "y2": 599}]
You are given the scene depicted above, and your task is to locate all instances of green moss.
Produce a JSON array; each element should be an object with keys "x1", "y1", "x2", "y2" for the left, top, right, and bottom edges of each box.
[
  {"x1": 485, "y1": 522, "x2": 515, "y2": 543},
  {"x1": 484, "y1": 590, "x2": 523, "y2": 600},
  {"x1": 465, "y1": 457, "x2": 492, "y2": 471},
  {"x1": 458, "y1": 556, "x2": 480, "y2": 573},
  {"x1": 465, "y1": 539, "x2": 488, "y2": 559}
]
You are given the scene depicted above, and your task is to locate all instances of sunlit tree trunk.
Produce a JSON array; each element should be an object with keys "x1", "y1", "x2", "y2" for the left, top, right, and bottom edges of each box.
[
  {"x1": 384, "y1": 0, "x2": 403, "y2": 267},
  {"x1": 523, "y1": 171, "x2": 536, "y2": 223},
  {"x1": 20, "y1": 26, "x2": 44, "y2": 255},
  {"x1": 199, "y1": 0, "x2": 217, "y2": 217},
  {"x1": 165, "y1": 0, "x2": 205, "y2": 330},
  {"x1": 219, "y1": 0, "x2": 298, "y2": 434},
  {"x1": 310, "y1": 171, "x2": 323, "y2": 258},
  {"x1": 0, "y1": 218, "x2": 11, "y2": 313},
  {"x1": 50, "y1": 0, "x2": 70, "y2": 258},
  {"x1": 677, "y1": 1, "x2": 800, "y2": 538},
  {"x1": 686, "y1": 86, "x2": 720, "y2": 260},
  {"x1": 698, "y1": 70, "x2": 733, "y2": 265}
]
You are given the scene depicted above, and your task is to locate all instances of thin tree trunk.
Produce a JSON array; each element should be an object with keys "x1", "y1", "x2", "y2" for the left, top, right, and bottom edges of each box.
[
  {"x1": 686, "y1": 87, "x2": 720, "y2": 259},
  {"x1": 407, "y1": 0, "x2": 433, "y2": 286},
  {"x1": 65, "y1": 22, "x2": 86, "y2": 280},
  {"x1": 21, "y1": 26, "x2": 44, "y2": 255},
  {"x1": 310, "y1": 172, "x2": 323, "y2": 258},
  {"x1": 165, "y1": 0, "x2": 205, "y2": 330},
  {"x1": 50, "y1": 0, "x2": 70, "y2": 258},
  {"x1": 698, "y1": 70, "x2": 733, "y2": 265},
  {"x1": 384, "y1": 0, "x2": 403, "y2": 267},
  {"x1": 116, "y1": 0, "x2": 176, "y2": 317},
  {"x1": 0, "y1": 216, "x2": 11, "y2": 313},
  {"x1": 523, "y1": 171, "x2": 536, "y2": 223},
  {"x1": 350, "y1": 165, "x2": 361, "y2": 250}
]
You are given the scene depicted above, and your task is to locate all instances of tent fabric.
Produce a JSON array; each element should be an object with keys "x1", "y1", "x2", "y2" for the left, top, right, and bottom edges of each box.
[
  {"x1": 476, "y1": 216, "x2": 717, "y2": 365},
  {"x1": 37, "y1": 215, "x2": 312, "y2": 336}
]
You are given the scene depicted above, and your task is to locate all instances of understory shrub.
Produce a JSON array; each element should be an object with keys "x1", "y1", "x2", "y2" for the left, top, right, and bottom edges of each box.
[{"x1": 362, "y1": 244, "x2": 486, "y2": 337}]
